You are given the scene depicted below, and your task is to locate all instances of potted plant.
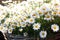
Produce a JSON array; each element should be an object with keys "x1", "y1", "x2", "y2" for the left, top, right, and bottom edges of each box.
[{"x1": 0, "y1": 0, "x2": 60, "y2": 40}]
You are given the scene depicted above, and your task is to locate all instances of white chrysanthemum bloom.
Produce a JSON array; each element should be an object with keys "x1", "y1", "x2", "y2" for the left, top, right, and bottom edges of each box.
[
  {"x1": 27, "y1": 0, "x2": 43, "y2": 8},
  {"x1": 33, "y1": 23, "x2": 41, "y2": 30},
  {"x1": 44, "y1": 14, "x2": 52, "y2": 21},
  {"x1": 18, "y1": 6, "x2": 26, "y2": 11},
  {"x1": 9, "y1": 22, "x2": 17, "y2": 28},
  {"x1": 0, "y1": 26, "x2": 4, "y2": 32},
  {"x1": 57, "y1": 11, "x2": 60, "y2": 17},
  {"x1": 8, "y1": 29, "x2": 13, "y2": 33},
  {"x1": 28, "y1": 18, "x2": 35, "y2": 24},
  {"x1": 39, "y1": 31, "x2": 47, "y2": 38},
  {"x1": 51, "y1": 24, "x2": 59, "y2": 32},
  {"x1": 20, "y1": 22, "x2": 26, "y2": 28},
  {"x1": 0, "y1": 25, "x2": 8, "y2": 33},
  {"x1": 30, "y1": 11, "x2": 39, "y2": 18},
  {"x1": 17, "y1": 22, "x2": 21, "y2": 27},
  {"x1": 2, "y1": 27, "x2": 8, "y2": 33},
  {"x1": 22, "y1": 17, "x2": 28, "y2": 22},
  {"x1": 13, "y1": 17, "x2": 20, "y2": 21},
  {"x1": 51, "y1": 0, "x2": 60, "y2": 5},
  {"x1": 51, "y1": 11, "x2": 57, "y2": 16},
  {"x1": 51, "y1": 0, "x2": 60, "y2": 11},
  {"x1": 39, "y1": 3, "x2": 51, "y2": 13},
  {"x1": 9, "y1": 25, "x2": 15, "y2": 30},
  {"x1": 52, "y1": 4, "x2": 60, "y2": 11},
  {"x1": 51, "y1": 16, "x2": 55, "y2": 20},
  {"x1": 0, "y1": 11, "x2": 7, "y2": 21},
  {"x1": 36, "y1": 8, "x2": 44, "y2": 16},
  {"x1": 24, "y1": 32, "x2": 28, "y2": 37},
  {"x1": 4, "y1": 18, "x2": 12, "y2": 25},
  {"x1": 19, "y1": 28, "x2": 23, "y2": 32}
]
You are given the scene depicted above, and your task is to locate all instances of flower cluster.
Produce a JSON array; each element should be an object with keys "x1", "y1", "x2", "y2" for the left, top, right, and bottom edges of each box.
[{"x1": 0, "y1": 0, "x2": 60, "y2": 38}]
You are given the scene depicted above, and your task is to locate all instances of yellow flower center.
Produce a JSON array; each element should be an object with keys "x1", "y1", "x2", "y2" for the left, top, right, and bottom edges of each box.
[
  {"x1": 32, "y1": 14, "x2": 36, "y2": 16},
  {"x1": 30, "y1": 19, "x2": 33, "y2": 22},
  {"x1": 53, "y1": 12, "x2": 56, "y2": 15},
  {"x1": 45, "y1": 12, "x2": 48, "y2": 15},
  {"x1": 13, "y1": 26, "x2": 16, "y2": 28},
  {"x1": 53, "y1": 26, "x2": 57, "y2": 30},
  {"x1": 35, "y1": 25, "x2": 38, "y2": 28},
  {"x1": 10, "y1": 30, "x2": 12, "y2": 32},
  {"x1": 43, "y1": 8, "x2": 46, "y2": 10},
  {"x1": 46, "y1": 15, "x2": 50, "y2": 18},
  {"x1": 0, "y1": 27, "x2": 3, "y2": 30},
  {"x1": 54, "y1": 3, "x2": 58, "y2": 6},
  {"x1": 23, "y1": 18, "x2": 27, "y2": 21},
  {"x1": 56, "y1": 8, "x2": 58, "y2": 10},
  {"x1": 38, "y1": 11, "x2": 42, "y2": 14},
  {"x1": 58, "y1": 12, "x2": 60, "y2": 14},
  {"x1": 42, "y1": 32, "x2": 45, "y2": 36},
  {"x1": 23, "y1": 24, "x2": 25, "y2": 26}
]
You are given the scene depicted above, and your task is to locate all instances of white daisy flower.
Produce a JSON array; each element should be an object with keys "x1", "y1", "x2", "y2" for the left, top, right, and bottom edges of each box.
[
  {"x1": 39, "y1": 31, "x2": 47, "y2": 38},
  {"x1": 36, "y1": 8, "x2": 44, "y2": 16},
  {"x1": 17, "y1": 23, "x2": 21, "y2": 27},
  {"x1": 0, "y1": 25, "x2": 7, "y2": 33},
  {"x1": 22, "y1": 16, "x2": 28, "y2": 22},
  {"x1": 57, "y1": 11, "x2": 60, "y2": 17},
  {"x1": 51, "y1": 24, "x2": 59, "y2": 32},
  {"x1": 0, "y1": 26, "x2": 4, "y2": 32},
  {"x1": 30, "y1": 11, "x2": 39, "y2": 18},
  {"x1": 2, "y1": 27, "x2": 8, "y2": 33},
  {"x1": 20, "y1": 22, "x2": 26, "y2": 28},
  {"x1": 8, "y1": 29, "x2": 13, "y2": 34},
  {"x1": 51, "y1": 0, "x2": 60, "y2": 5},
  {"x1": 23, "y1": 32, "x2": 28, "y2": 37},
  {"x1": 44, "y1": 14, "x2": 52, "y2": 21},
  {"x1": 28, "y1": 18, "x2": 35, "y2": 24},
  {"x1": 51, "y1": 0, "x2": 60, "y2": 11},
  {"x1": 33, "y1": 23, "x2": 41, "y2": 30},
  {"x1": 51, "y1": 11, "x2": 57, "y2": 16},
  {"x1": 19, "y1": 28, "x2": 23, "y2": 32},
  {"x1": 39, "y1": 3, "x2": 51, "y2": 13}
]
